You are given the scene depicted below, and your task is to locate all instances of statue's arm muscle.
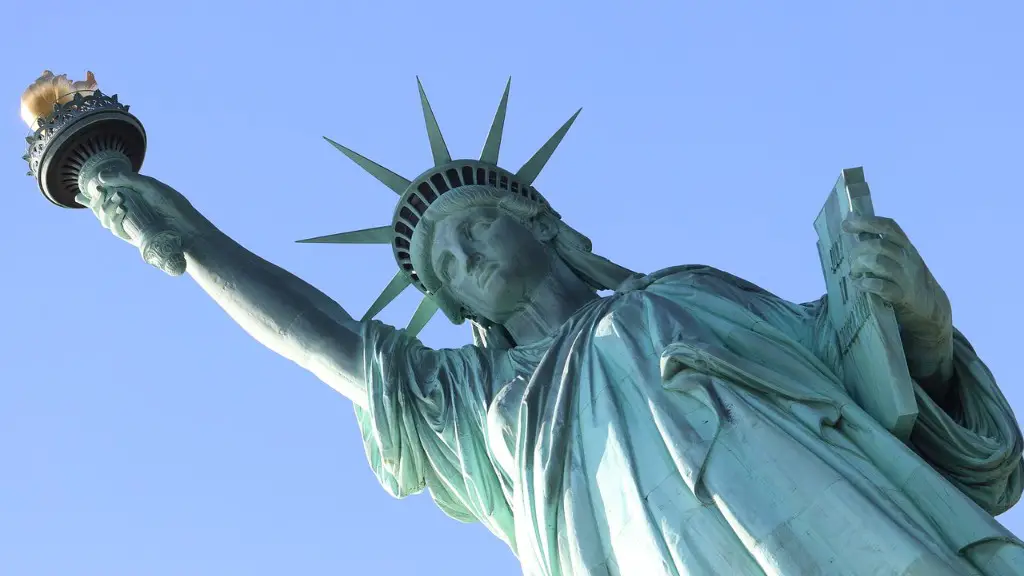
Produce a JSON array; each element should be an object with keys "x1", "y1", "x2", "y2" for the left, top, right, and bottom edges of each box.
[{"x1": 184, "y1": 228, "x2": 368, "y2": 407}]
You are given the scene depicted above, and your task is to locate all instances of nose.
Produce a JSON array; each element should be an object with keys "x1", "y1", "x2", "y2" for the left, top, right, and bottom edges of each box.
[{"x1": 451, "y1": 244, "x2": 483, "y2": 276}]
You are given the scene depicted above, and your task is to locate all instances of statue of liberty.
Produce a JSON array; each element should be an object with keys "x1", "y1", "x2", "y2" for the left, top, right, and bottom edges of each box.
[{"x1": 71, "y1": 79, "x2": 1022, "y2": 575}]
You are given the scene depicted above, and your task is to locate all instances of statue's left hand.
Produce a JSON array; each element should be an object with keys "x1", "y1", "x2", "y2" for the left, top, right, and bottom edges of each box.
[{"x1": 842, "y1": 215, "x2": 954, "y2": 380}]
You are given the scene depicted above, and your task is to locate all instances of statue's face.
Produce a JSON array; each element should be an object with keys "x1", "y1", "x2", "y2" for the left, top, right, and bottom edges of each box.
[{"x1": 429, "y1": 205, "x2": 552, "y2": 324}]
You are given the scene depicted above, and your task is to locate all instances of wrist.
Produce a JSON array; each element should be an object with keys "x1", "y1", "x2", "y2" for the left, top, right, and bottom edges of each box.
[
  {"x1": 166, "y1": 197, "x2": 219, "y2": 252},
  {"x1": 902, "y1": 324, "x2": 955, "y2": 401},
  {"x1": 182, "y1": 221, "x2": 230, "y2": 260}
]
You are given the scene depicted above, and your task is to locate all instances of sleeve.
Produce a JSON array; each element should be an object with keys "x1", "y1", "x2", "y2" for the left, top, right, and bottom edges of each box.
[
  {"x1": 908, "y1": 330, "x2": 1024, "y2": 516},
  {"x1": 352, "y1": 321, "x2": 517, "y2": 543},
  {"x1": 803, "y1": 296, "x2": 1023, "y2": 515}
]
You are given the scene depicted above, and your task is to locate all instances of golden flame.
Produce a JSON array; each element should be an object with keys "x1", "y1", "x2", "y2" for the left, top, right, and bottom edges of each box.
[{"x1": 20, "y1": 70, "x2": 98, "y2": 131}]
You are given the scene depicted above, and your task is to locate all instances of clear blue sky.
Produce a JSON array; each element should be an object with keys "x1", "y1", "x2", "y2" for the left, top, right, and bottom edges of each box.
[{"x1": 1, "y1": 1, "x2": 1021, "y2": 574}]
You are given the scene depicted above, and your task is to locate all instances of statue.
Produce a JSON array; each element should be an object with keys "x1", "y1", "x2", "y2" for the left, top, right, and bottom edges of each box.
[{"x1": 24, "y1": 75, "x2": 1024, "y2": 575}]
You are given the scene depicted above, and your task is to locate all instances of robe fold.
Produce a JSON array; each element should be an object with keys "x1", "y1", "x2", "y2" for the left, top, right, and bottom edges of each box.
[{"x1": 353, "y1": 265, "x2": 1023, "y2": 575}]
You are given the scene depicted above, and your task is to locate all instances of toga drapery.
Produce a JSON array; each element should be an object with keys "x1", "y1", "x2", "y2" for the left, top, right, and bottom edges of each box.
[{"x1": 352, "y1": 266, "x2": 1023, "y2": 575}]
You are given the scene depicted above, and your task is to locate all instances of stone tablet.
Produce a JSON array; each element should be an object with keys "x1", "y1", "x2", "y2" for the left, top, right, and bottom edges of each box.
[{"x1": 814, "y1": 167, "x2": 919, "y2": 441}]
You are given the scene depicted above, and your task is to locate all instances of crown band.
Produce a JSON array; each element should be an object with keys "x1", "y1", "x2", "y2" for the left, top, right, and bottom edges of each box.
[{"x1": 393, "y1": 160, "x2": 555, "y2": 293}]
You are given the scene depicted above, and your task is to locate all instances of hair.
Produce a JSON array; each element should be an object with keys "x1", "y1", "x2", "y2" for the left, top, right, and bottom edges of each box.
[{"x1": 409, "y1": 185, "x2": 636, "y2": 349}]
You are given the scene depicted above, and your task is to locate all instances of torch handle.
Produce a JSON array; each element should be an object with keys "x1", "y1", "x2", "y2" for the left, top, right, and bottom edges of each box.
[{"x1": 77, "y1": 153, "x2": 187, "y2": 277}]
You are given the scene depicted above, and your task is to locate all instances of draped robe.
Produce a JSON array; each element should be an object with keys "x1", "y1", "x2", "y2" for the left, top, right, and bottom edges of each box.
[{"x1": 353, "y1": 266, "x2": 1024, "y2": 575}]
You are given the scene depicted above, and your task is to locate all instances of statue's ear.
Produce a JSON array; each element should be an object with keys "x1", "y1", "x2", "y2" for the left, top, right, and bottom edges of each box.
[{"x1": 529, "y1": 212, "x2": 559, "y2": 243}]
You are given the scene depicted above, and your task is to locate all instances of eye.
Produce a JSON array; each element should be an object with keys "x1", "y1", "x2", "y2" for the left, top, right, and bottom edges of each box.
[{"x1": 442, "y1": 254, "x2": 456, "y2": 282}]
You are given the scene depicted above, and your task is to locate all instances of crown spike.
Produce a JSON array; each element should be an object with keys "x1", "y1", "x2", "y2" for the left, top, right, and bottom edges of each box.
[
  {"x1": 406, "y1": 296, "x2": 440, "y2": 337},
  {"x1": 361, "y1": 270, "x2": 413, "y2": 321},
  {"x1": 416, "y1": 77, "x2": 452, "y2": 167},
  {"x1": 323, "y1": 137, "x2": 410, "y2": 195},
  {"x1": 295, "y1": 225, "x2": 392, "y2": 244},
  {"x1": 515, "y1": 108, "x2": 581, "y2": 186},
  {"x1": 480, "y1": 78, "x2": 511, "y2": 164}
]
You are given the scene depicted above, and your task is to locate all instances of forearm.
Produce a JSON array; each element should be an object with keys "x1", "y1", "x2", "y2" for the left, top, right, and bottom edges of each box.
[
  {"x1": 903, "y1": 328, "x2": 955, "y2": 404},
  {"x1": 183, "y1": 226, "x2": 368, "y2": 406},
  {"x1": 899, "y1": 271, "x2": 956, "y2": 404},
  {"x1": 898, "y1": 279, "x2": 955, "y2": 404}
]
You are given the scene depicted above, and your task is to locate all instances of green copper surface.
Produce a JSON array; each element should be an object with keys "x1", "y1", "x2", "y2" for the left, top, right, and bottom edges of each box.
[{"x1": 67, "y1": 80, "x2": 1024, "y2": 575}]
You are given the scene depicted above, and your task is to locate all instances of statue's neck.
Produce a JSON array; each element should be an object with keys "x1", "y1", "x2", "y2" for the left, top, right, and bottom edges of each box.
[{"x1": 501, "y1": 255, "x2": 598, "y2": 346}]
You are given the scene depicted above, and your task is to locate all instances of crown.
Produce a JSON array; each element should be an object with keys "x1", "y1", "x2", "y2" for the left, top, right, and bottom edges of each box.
[
  {"x1": 298, "y1": 78, "x2": 580, "y2": 337},
  {"x1": 23, "y1": 90, "x2": 133, "y2": 176}
]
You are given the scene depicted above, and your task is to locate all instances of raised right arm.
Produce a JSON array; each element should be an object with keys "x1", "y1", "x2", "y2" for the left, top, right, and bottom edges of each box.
[
  {"x1": 185, "y1": 226, "x2": 368, "y2": 407},
  {"x1": 76, "y1": 172, "x2": 521, "y2": 529},
  {"x1": 80, "y1": 170, "x2": 369, "y2": 407}
]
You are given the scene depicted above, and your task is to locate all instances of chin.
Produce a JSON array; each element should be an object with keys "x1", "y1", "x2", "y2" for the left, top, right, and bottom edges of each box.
[{"x1": 483, "y1": 276, "x2": 526, "y2": 317}]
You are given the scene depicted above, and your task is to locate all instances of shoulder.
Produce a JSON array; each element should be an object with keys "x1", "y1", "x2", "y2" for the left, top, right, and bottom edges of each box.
[
  {"x1": 606, "y1": 264, "x2": 798, "y2": 336},
  {"x1": 646, "y1": 265, "x2": 773, "y2": 294},
  {"x1": 612, "y1": 265, "x2": 777, "y2": 305},
  {"x1": 365, "y1": 319, "x2": 506, "y2": 375}
]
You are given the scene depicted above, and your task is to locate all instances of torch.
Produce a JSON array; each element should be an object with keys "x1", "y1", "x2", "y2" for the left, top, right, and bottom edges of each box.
[{"x1": 20, "y1": 71, "x2": 186, "y2": 276}]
